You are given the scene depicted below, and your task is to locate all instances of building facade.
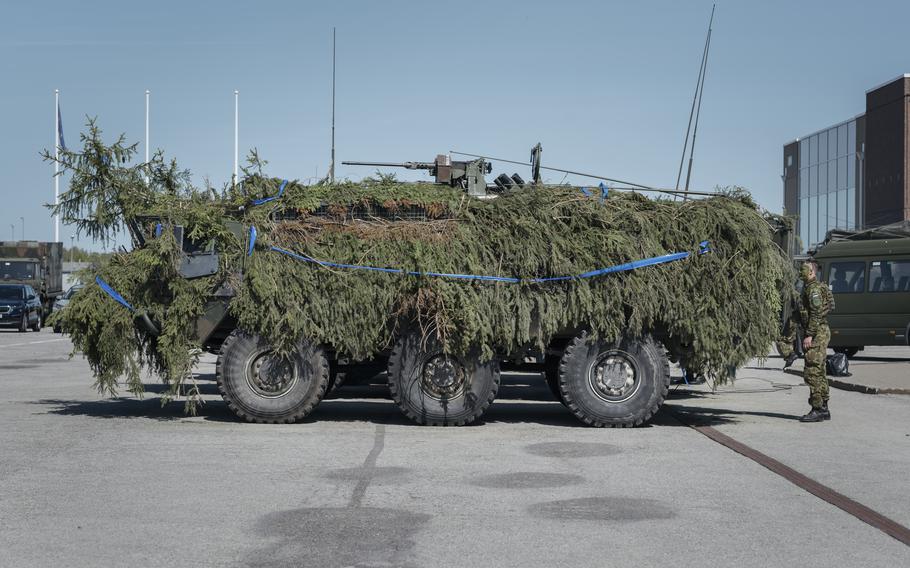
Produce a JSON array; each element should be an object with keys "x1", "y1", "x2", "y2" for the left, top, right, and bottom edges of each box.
[{"x1": 784, "y1": 75, "x2": 910, "y2": 251}]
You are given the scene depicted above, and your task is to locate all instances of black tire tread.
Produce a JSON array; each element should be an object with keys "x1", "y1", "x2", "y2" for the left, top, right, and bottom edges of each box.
[
  {"x1": 215, "y1": 330, "x2": 329, "y2": 424},
  {"x1": 558, "y1": 333, "x2": 670, "y2": 428},
  {"x1": 387, "y1": 337, "x2": 500, "y2": 427}
]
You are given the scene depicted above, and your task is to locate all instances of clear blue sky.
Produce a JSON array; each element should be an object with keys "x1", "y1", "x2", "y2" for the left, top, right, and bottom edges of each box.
[{"x1": 2, "y1": 0, "x2": 909, "y2": 249}]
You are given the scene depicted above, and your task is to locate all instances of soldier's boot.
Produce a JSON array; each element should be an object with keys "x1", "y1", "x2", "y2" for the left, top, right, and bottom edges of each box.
[
  {"x1": 783, "y1": 353, "x2": 798, "y2": 369},
  {"x1": 799, "y1": 407, "x2": 826, "y2": 423},
  {"x1": 819, "y1": 402, "x2": 830, "y2": 421}
]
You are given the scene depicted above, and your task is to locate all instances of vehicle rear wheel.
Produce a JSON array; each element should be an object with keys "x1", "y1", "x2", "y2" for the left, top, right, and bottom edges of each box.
[
  {"x1": 216, "y1": 330, "x2": 330, "y2": 424},
  {"x1": 31, "y1": 313, "x2": 41, "y2": 332},
  {"x1": 833, "y1": 346, "x2": 860, "y2": 359},
  {"x1": 387, "y1": 331, "x2": 500, "y2": 426},
  {"x1": 558, "y1": 331, "x2": 669, "y2": 427}
]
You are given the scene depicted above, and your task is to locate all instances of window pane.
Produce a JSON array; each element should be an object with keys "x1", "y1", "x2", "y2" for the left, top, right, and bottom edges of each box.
[
  {"x1": 838, "y1": 125, "x2": 848, "y2": 157},
  {"x1": 829, "y1": 261, "x2": 866, "y2": 293},
  {"x1": 800, "y1": 198, "x2": 809, "y2": 250},
  {"x1": 837, "y1": 189, "x2": 847, "y2": 228},
  {"x1": 848, "y1": 121, "x2": 856, "y2": 155},
  {"x1": 810, "y1": 135, "x2": 818, "y2": 165},
  {"x1": 819, "y1": 193, "x2": 828, "y2": 241},
  {"x1": 800, "y1": 167, "x2": 808, "y2": 198},
  {"x1": 828, "y1": 160, "x2": 837, "y2": 192},
  {"x1": 837, "y1": 156, "x2": 847, "y2": 190},
  {"x1": 847, "y1": 156, "x2": 855, "y2": 189},
  {"x1": 818, "y1": 162, "x2": 828, "y2": 195},
  {"x1": 869, "y1": 260, "x2": 910, "y2": 292},
  {"x1": 806, "y1": 195, "x2": 818, "y2": 247},
  {"x1": 800, "y1": 138, "x2": 810, "y2": 168},
  {"x1": 847, "y1": 187, "x2": 856, "y2": 229},
  {"x1": 818, "y1": 131, "x2": 828, "y2": 163}
]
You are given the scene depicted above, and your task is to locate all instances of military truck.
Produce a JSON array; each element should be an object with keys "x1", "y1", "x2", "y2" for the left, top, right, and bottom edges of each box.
[
  {"x1": 0, "y1": 241, "x2": 63, "y2": 319},
  {"x1": 811, "y1": 222, "x2": 910, "y2": 357}
]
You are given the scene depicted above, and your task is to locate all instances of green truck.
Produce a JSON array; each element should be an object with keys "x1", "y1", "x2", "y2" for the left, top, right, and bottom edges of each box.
[
  {"x1": 812, "y1": 223, "x2": 910, "y2": 356},
  {"x1": 0, "y1": 241, "x2": 63, "y2": 318}
]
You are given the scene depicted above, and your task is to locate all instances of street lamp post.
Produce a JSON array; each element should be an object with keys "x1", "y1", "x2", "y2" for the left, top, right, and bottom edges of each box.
[
  {"x1": 70, "y1": 235, "x2": 75, "y2": 263},
  {"x1": 9, "y1": 224, "x2": 13, "y2": 240},
  {"x1": 19, "y1": 217, "x2": 24, "y2": 240}
]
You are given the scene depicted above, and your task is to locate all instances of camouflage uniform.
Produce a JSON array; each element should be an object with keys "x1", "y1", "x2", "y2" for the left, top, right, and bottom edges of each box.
[
  {"x1": 775, "y1": 318, "x2": 798, "y2": 359},
  {"x1": 799, "y1": 266, "x2": 834, "y2": 409}
]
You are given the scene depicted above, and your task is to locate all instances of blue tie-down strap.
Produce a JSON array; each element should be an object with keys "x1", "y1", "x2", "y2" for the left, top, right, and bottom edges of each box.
[
  {"x1": 247, "y1": 225, "x2": 258, "y2": 256},
  {"x1": 269, "y1": 241, "x2": 711, "y2": 284},
  {"x1": 251, "y1": 179, "x2": 288, "y2": 206},
  {"x1": 95, "y1": 276, "x2": 135, "y2": 311},
  {"x1": 154, "y1": 222, "x2": 163, "y2": 238}
]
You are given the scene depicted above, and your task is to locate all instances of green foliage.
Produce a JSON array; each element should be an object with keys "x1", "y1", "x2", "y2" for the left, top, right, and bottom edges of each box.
[{"x1": 48, "y1": 123, "x2": 794, "y2": 409}]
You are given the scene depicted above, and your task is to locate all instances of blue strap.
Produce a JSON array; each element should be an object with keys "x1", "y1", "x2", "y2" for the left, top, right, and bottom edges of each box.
[
  {"x1": 95, "y1": 276, "x2": 135, "y2": 311},
  {"x1": 247, "y1": 226, "x2": 257, "y2": 256},
  {"x1": 251, "y1": 179, "x2": 288, "y2": 206},
  {"x1": 269, "y1": 241, "x2": 711, "y2": 284},
  {"x1": 154, "y1": 223, "x2": 163, "y2": 238}
]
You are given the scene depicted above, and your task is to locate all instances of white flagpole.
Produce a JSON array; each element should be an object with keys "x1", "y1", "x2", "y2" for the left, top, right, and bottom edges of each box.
[
  {"x1": 54, "y1": 89, "x2": 60, "y2": 243},
  {"x1": 233, "y1": 90, "x2": 239, "y2": 185},
  {"x1": 145, "y1": 90, "x2": 150, "y2": 171}
]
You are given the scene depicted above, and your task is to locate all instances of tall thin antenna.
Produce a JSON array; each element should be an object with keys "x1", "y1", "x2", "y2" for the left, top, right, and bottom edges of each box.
[
  {"x1": 683, "y1": 4, "x2": 715, "y2": 196},
  {"x1": 234, "y1": 90, "x2": 239, "y2": 185},
  {"x1": 329, "y1": 27, "x2": 336, "y2": 184}
]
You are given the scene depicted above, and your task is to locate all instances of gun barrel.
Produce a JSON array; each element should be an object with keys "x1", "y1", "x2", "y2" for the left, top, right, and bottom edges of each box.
[{"x1": 342, "y1": 161, "x2": 435, "y2": 170}]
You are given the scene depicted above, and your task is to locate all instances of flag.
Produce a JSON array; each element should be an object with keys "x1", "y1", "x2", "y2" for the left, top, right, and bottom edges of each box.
[{"x1": 57, "y1": 100, "x2": 66, "y2": 151}]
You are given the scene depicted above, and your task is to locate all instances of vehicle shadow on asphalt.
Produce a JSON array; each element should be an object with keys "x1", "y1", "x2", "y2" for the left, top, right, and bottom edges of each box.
[{"x1": 28, "y1": 375, "x2": 791, "y2": 426}]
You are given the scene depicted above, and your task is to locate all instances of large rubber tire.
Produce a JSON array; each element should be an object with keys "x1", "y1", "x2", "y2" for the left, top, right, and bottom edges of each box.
[
  {"x1": 17, "y1": 314, "x2": 27, "y2": 333},
  {"x1": 559, "y1": 331, "x2": 670, "y2": 427},
  {"x1": 31, "y1": 313, "x2": 41, "y2": 332},
  {"x1": 387, "y1": 332, "x2": 500, "y2": 426},
  {"x1": 216, "y1": 330, "x2": 330, "y2": 424}
]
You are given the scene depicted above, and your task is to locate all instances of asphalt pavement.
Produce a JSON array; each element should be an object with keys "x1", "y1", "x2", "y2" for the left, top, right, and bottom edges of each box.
[{"x1": 1, "y1": 328, "x2": 908, "y2": 567}]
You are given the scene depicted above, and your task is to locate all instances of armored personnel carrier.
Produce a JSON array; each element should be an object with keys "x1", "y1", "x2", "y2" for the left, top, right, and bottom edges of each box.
[{"x1": 51, "y1": 133, "x2": 792, "y2": 428}]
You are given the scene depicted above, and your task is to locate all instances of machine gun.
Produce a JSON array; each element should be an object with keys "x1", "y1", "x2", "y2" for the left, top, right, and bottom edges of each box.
[{"x1": 344, "y1": 147, "x2": 541, "y2": 198}]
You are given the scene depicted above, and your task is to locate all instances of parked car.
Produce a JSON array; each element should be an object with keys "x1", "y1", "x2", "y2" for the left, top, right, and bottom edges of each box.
[
  {"x1": 0, "y1": 284, "x2": 43, "y2": 332},
  {"x1": 52, "y1": 284, "x2": 84, "y2": 333}
]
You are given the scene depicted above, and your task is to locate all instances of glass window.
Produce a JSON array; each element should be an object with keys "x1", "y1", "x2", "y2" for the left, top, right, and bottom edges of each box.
[
  {"x1": 800, "y1": 198, "x2": 809, "y2": 249},
  {"x1": 869, "y1": 260, "x2": 910, "y2": 292},
  {"x1": 818, "y1": 132, "x2": 828, "y2": 163},
  {"x1": 818, "y1": 162, "x2": 827, "y2": 195},
  {"x1": 800, "y1": 138, "x2": 810, "y2": 168},
  {"x1": 828, "y1": 160, "x2": 837, "y2": 193},
  {"x1": 810, "y1": 165, "x2": 818, "y2": 196},
  {"x1": 847, "y1": 187, "x2": 856, "y2": 230},
  {"x1": 848, "y1": 121, "x2": 856, "y2": 155},
  {"x1": 837, "y1": 156, "x2": 847, "y2": 190},
  {"x1": 836, "y1": 190, "x2": 847, "y2": 228},
  {"x1": 787, "y1": 155, "x2": 793, "y2": 167},
  {"x1": 800, "y1": 168, "x2": 808, "y2": 198},
  {"x1": 828, "y1": 261, "x2": 866, "y2": 293},
  {"x1": 808, "y1": 196, "x2": 817, "y2": 245},
  {"x1": 819, "y1": 193, "x2": 828, "y2": 241},
  {"x1": 847, "y1": 156, "x2": 855, "y2": 189},
  {"x1": 810, "y1": 135, "x2": 818, "y2": 165},
  {"x1": 837, "y1": 125, "x2": 848, "y2": 158}
]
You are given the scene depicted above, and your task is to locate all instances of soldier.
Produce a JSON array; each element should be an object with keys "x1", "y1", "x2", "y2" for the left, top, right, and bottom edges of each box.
[{"x1": 798, "y1": 260, "x2": 834, "y2": 422}]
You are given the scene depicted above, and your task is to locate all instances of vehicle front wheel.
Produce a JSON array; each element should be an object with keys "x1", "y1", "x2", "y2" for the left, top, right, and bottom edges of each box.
[
  {"x1": 216, "y1": 330, "x2": 330, "y2": 424},
  {"x1": 31, "y1": 313, "x2": 41, "y2": 332},
  {"x1": 387, "y1": 332, "x2": 500, "y2": 426},
  {"x1": 17, "y1": 314, "x2": 27, "y2": 333},
  {"x1": 558, "y1": 331, "x2": 670, "y2": 427}
]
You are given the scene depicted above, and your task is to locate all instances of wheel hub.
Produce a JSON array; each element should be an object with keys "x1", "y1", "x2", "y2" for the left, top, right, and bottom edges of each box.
[
  {"x1": 247, "y1": 352, "x2": 297, "y2": 398},
  {"x1": 589, "y1": 351, "x2": 639, "y2": 402},
  {"x1": 421, "y1": 355, "x2": 467, "y2": 399}
]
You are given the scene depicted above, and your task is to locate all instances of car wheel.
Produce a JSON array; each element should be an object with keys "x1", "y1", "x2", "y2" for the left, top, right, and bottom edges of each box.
[
  {"x1": 31, "y1": 313, "x2": 41, "y2": 332},
  {"x1": 18, "y1": 314, "x2": 27, "y2": 333}
]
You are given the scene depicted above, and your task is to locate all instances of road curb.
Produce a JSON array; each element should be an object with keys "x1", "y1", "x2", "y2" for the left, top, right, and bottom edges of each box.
[{"x1": 829, "y1": 378, "x2": 910, "y2": 395}]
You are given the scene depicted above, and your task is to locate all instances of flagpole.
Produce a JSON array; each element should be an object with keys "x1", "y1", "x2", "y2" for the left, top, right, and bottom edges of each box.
[
  {"x1": 54, "y1": 89, "x2": 60, "y2": 243},
  {"x1": 145, "y1": 89, "x2": 150, "y2": 175},
  {"x1": 329, "y1": 27, "x2": 336, "y2": 184},
  {"x1": 234, "y1": 90, "x2": 239, "y2": 186}
]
